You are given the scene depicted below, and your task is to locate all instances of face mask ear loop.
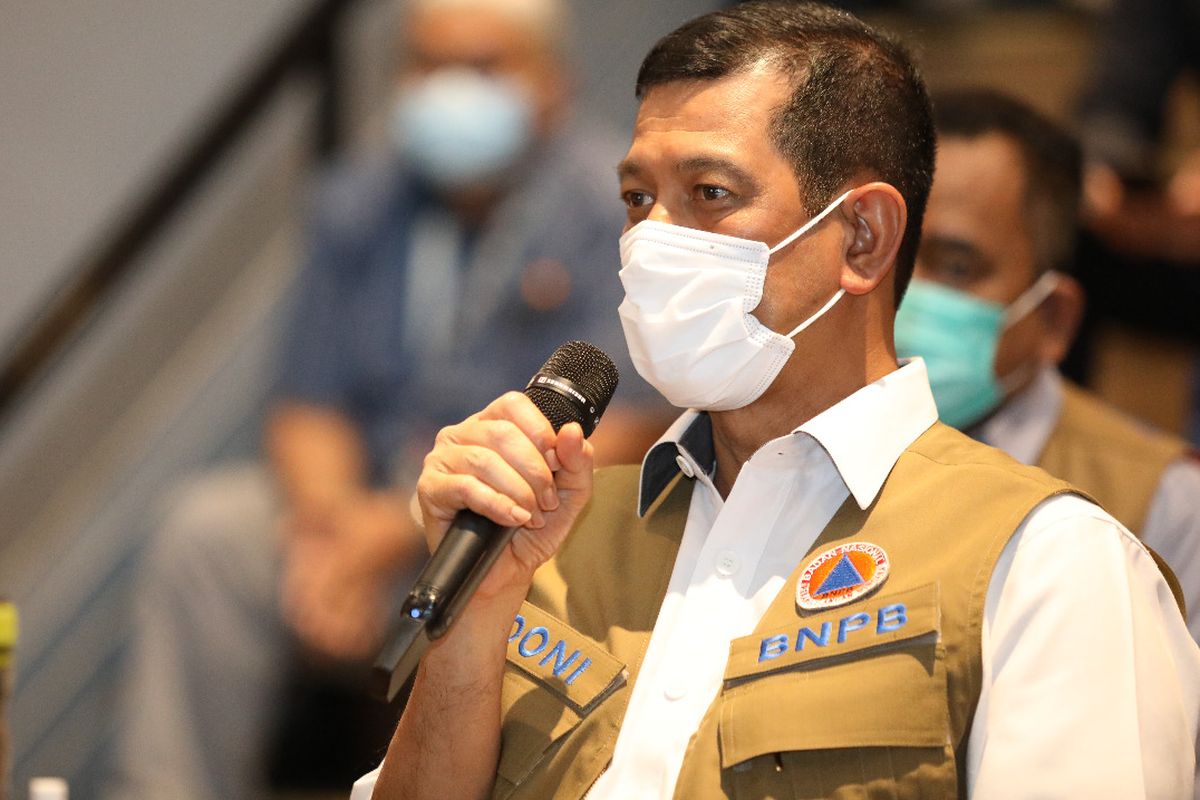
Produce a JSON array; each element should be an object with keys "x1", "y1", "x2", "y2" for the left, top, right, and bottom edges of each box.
[
  {"x1": 784, "y1": 288, "x2": 846, "y2": 339},
  {"x1": 767, "y1": 189, "x2": 855, "y2": 256},
  {"x1": 1001, "y1": 270, "x2": 1060, "y2": 330},
  {"x1": 996, "y1": 359, "x2": 1040, "y2": 395}
]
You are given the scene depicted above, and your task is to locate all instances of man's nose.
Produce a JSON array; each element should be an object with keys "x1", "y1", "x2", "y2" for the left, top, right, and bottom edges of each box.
[{"x1": 646, "y1": 203, "x2": 687, "y2": 227}]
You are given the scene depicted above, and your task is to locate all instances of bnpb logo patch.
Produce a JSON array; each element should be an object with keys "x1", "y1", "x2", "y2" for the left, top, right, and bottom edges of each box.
[{"x1": 796, "y1": 541, "x2": 890, "y2": 611}]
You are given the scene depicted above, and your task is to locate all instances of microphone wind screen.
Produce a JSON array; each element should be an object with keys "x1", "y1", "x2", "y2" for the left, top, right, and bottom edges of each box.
[{"x1": 525, "y1": 341, "x2": 619, "y2": 436}]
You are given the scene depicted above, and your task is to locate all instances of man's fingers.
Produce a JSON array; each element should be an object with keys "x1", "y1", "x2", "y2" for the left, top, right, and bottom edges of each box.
[
  {"x1": 285, "y1": 555, "x2": 388, "y2": 659},
  {"x1": 413, "y1": 395, "x2": 599, "y2": 589},
  {"x1": 476, "y1": 392, "x2": 557, "y2": 454},
  {"x1": 552, "y1": 423, "x2": 595, "y2": 494},
  {"x1": 418, "y1": 471, "x2": 535, "y2": 546},
  {"x1": 431, "y1": 414, "x2": 560, "y2": 514},
  {"x1": 450, "y1": 443, "x2": 548, "y2": 515}
]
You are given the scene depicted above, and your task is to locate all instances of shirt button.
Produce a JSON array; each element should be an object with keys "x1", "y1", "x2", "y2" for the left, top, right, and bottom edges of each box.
[
  {"x1": 664, "y1": 682, "x2": 688, "y2": 701},
  {"x1": 675, "y1": 454, "x2": 695, "y2": 479},
  {"x1": 715, "y1": 550, "x2": 741, "y2": 578}
]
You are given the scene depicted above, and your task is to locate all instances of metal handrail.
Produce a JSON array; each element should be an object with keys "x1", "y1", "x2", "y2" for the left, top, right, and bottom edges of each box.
[{"x1": 0, "y1": 0, "x2": 361, "y2": 427}]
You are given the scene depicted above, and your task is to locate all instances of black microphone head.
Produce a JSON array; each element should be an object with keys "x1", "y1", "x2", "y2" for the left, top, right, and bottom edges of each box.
[{"x1": 524, "y1": 340, "x2": 619, "y2": 436}]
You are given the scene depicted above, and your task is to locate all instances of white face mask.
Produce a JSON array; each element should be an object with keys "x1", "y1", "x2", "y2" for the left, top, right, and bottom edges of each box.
[{"x1": 618, "y1": 190, "x2": 852, "y2": 411}]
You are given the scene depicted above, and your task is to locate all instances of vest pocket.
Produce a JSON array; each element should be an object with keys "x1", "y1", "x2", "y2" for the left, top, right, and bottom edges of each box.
[
  {"x1": 717, "y1": 584, "x2": 956, "y2": 798},
  {"x1": 497, "y1": 668, "x2": 585, "y2": 788},
  {"x1": 495, "y1": 602, "x2": 627, "y2": 793}
]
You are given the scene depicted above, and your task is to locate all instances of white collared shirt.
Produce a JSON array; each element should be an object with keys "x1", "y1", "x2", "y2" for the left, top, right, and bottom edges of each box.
[{"x1": 351, "y1": 360, "x2": 1200, "y2": 800}]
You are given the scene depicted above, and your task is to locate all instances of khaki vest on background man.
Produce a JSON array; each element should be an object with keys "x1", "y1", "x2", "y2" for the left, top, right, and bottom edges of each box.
[
  {"x1": 493, "y1": 422, "x2": 1084, "y2": 800},
  {"x1": 1038, "y1": 382, "x2": 1188, "y2": 534}
]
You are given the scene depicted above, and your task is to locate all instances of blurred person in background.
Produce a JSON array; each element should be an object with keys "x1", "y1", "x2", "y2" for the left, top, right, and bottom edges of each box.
[
  {"x1": 103, "y1": 0, "x2": 669, "y2": 798},
  {"x1": 1079, "y1": 0, "x2": 1200, "y2": 223},
  {"x1": 1070, "y1": 0, "x2": 1200, "y2": 441},
  {"x1": 895, "y1": 87, "x2": 1200, "y2": 646}
]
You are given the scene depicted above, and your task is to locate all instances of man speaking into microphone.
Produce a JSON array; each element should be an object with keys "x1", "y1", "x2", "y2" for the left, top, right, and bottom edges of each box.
[{"x1": 358, "y1": 3, "x2": 1200, "y2": 798}]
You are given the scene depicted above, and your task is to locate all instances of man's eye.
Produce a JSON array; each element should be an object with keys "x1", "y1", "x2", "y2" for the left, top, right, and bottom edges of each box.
[
  {"x1": 916, "y1": 241, "x2": 988, "y2": 289},
  {"x1": 943, "y1": 257, "x2": 980, "y2": 282},
  {"x1": 622, "y1": 190, "x2": 654, "y2": 209},
  {"x1": 696, "y1": 185, "x2": 732, "y2": 202}
]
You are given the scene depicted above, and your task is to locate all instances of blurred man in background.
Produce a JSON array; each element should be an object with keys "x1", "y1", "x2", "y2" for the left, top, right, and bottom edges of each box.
[
  {"x1": 1079, "y1": 0, "x2": 1200, "y2": 222},
  {"x1": 1070, "y1": 0, "x2": 1200, "y2": 443},
  {"x1": 895, "y1": 88, "x2": 1200, "y2": 645},
  {"x1": 104, "y1": 0, "x2": 667, "y2": 798}
]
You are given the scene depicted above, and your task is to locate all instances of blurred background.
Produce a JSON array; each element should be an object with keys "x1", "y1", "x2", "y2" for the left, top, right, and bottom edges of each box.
[{"x1": 0, "y1": 0, "x2": 1196, "y2": 798}]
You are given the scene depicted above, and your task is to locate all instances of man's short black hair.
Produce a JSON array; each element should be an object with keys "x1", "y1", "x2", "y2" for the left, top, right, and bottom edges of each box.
[
  {"x1": 635, "y1": 0, "x2": 936, "y2": 307},
  {"x1": 933, "y1": 88, "x2": 1082, "y2": 276}
]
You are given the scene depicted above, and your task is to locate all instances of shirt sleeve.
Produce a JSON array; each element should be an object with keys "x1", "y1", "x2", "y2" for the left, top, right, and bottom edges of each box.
[
  {"x1": 1142, "y1": 457, "x2": 1200, "y2": 647},
  {"x1": 273, "y1": 201, "x2": 355, "y2": 410},
  {"x1": 967, "y1": 494, "x2": 1200, "y2": 799}
]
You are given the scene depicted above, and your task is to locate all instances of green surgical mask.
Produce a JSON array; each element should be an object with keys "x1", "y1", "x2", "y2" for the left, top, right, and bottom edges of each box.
[{"x1": 895, "y1": 273, "x2": 1059, "y2": 429}]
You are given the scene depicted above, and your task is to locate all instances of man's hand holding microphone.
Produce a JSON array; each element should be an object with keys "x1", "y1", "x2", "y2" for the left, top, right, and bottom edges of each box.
[
  {"x1": 370, "y1": 341, "x2": 617, "y2": 800},
  {"x1": 415, "y1": 389, "x2": 595, "y2": 609}
]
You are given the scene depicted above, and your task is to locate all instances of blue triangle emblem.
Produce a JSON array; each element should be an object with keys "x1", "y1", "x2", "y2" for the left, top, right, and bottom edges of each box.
[{"x1": 814, "y1": 554, "x2": 866, "y2": 597}]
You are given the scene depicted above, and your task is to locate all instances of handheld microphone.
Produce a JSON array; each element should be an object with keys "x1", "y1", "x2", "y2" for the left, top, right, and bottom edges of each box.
[{"x1": 372, "y1": 341, "x2": 619, "y2": 701}]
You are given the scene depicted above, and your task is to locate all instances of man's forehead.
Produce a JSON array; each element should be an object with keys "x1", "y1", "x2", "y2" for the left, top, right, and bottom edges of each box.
[
  {"x1": 934, "y1": 135, "x2": 1028, "y2": 204},
  {"x1": 624, "y1": 70, "x2": 793, "y2": 168},
  {"x1": 403, "y1": 6, "x2": 543, "y2": 66},
  {"x1": 634, "y1": 65, "x2": 792, "y2": 130},
  {"x1": 926, "y1": 137, "x2": 1027, "y2": 235},
  {"x1": 923, "y1": 134, "x2": 1038, "y2": 280}
]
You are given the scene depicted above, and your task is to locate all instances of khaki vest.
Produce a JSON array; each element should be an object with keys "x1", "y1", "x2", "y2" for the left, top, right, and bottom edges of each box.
[
  {"x1": 1037, "y1": 382, "x2": 1186, "y2": 534},
  {"x1": 494, "y1": 423, "x2": 1079, "y2": 800}
]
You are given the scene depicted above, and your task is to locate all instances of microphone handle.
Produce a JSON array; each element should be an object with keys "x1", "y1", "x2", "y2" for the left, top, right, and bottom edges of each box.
[
  {"x1": 372, "y1": 510, "x2": 516, "y2": 701},
  {"x1": 424, "y1": 516, "x2": 518, "y2": 640},
  {"x1": 408, "y1": 509, "x2": 501, "y2": 620}
]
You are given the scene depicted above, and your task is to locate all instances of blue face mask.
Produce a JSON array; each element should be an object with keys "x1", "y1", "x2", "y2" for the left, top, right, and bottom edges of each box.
[
  {"x1": 391, "y1": 68, "x2": 533, "y2": 191},
  {"x1": 895, "y1": 273, "x2": 1059, "y2": 429}
]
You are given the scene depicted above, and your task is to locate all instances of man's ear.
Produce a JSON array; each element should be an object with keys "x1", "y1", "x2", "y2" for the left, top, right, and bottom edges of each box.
[
  {"x1": 1038, "y1": 273, "x2": 1085, "y2": 365},
  {"x1": 840, "y1": 182, "x2": 907, "y2": 296}
]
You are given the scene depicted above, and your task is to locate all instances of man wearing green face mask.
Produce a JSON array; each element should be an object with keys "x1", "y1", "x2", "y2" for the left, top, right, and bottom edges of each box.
[{"x1": 895, "y1": 88, "x2": 1200, "y2": 652}]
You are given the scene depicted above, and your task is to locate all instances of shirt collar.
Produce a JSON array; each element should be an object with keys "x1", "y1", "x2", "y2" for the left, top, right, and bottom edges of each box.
[
  {"x1": 638, "y1": 411, "x2": 713, "y2": 516},
  {"x1": 637, "y1": 359, "x2": 939, "y2": 515},
  {"x1": 975, "y1": 365, "x2": 1062, "y2": 465}
]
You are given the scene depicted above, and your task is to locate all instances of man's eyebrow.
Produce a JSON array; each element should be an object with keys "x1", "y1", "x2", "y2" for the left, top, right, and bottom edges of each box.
[
  {"x1": 922, "y1": 235, "x2": 993, "y2": 268},
  {"x1": 924, "y1": 235, "x2": 981, "y2": 256},
  {"x1": 675, "y1": 156, "x2": 759, "y2": 190},
  {"x1": 616, "y1": 159, "x2": 644, "y2": 180},
  {"x1": 616, "y1": 155, "x2": 761, "y2": 192}
]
